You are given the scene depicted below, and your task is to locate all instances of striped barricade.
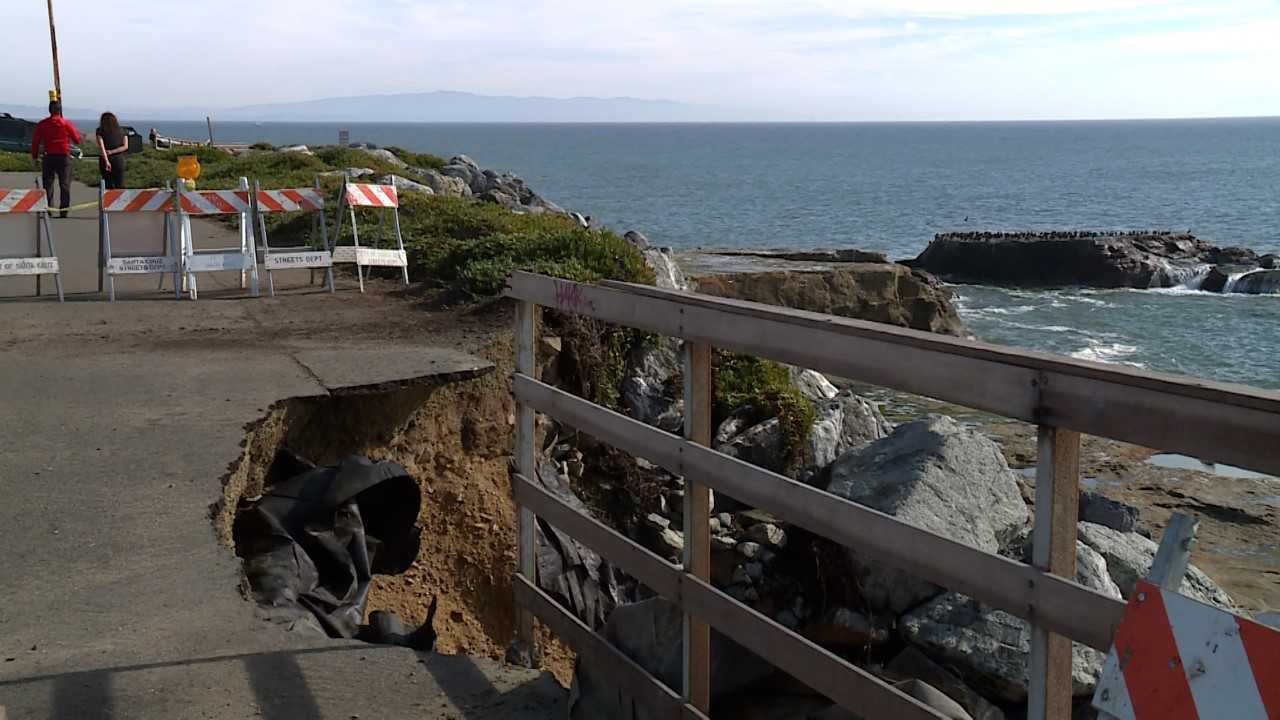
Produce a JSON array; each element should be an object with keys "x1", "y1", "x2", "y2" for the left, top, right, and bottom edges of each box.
[
  {"x1": 176, "y1": 180, "x2": 258, "y2": 300},
  {"x1": 252, "y1": 182, "x2": 334, "y2": 296},
  {"x1": 0, "y1": 187, "x2": 63, "y2": 302},
  {"x1": 1093, "y1": 578, "x2": 1280, "y2": 719},
  {"x1": 331, "y1": 179, "x2": 409, "y2": 293},
  {"x1": 100, "y1": 184, "x2": 180, "y2": 301}
]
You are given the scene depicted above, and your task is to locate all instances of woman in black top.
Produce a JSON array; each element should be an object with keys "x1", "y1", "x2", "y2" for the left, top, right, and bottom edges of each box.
[{"x1": 95, "y1": 112, "x2": 128, "y2": 189}]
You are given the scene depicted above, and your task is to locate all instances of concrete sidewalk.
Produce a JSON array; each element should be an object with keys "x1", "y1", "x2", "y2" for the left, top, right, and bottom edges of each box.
[{"x1": 0, "y1": 293, "x2": 564, "y2": 719}]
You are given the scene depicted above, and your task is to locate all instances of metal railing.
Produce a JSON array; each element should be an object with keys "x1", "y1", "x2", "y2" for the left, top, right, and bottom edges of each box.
[{"x1": 504, "y1": 271, "x2": 1280, "y2": 719}]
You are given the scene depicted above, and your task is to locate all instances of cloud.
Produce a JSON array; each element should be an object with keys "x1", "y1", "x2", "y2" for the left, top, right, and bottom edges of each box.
[{"x1": 1, "y1": 0, "x2": 1277, "y2": 119}]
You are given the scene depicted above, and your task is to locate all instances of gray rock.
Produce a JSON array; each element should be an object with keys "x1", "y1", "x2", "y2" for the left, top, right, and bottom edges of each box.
[
  {"x1": 619, "y1": 340, "x2": 682, "y2": 432},
  {"x1": 441, "y1": 155, "x2": 488, "y2": 195},
  {"x1": 710, "y1": 535, "x2": 737, "y2": 552},
  {"x1": 1016, "y1": 537, "x2": 1122, "y2": 599},
  {"x1": 901, "y1": 592, "x2": 1105, "y2": 702},
  {"x1": 809, "y1": 390, "x2": 893, "y2": 469},
  {"x1": 279, "y1": 144, "x2": 312, "y2": 155},
  {"x1": 415, "y1": 168, "x2": 471, "y2": 197},
  {"x1": 717, "y1": 417, "x2": 787, "y2": 475},
  {"x1": 624, "y1": 230, "x2": 651, "y2": 250},
  {"x1": 378, "y1": 174, "x2": 434, "y2": 197},
  {"x1": 642, "y1": 247, "x2": 689, "y2": 291},
  {"x1": 1230, "y1": 269, "x2": 1280, "y2": 294},
  {"x1": 1077, "y1": 522, "x2": 1234, "y2": 608},
  {"x1": 886, "y1": 646, "x2": 1006, "y2": 720},
  {"x1": 1260, "y1": 254, "x2": 1278, "y2": 270},
  {"x1": 892, "y1": 680, "x2": 975, "y2": 720},
  {"x1": 569, "y1": 598, "x2": 775, "y2": 719},
  {"x1": 825, "y1": 415, "x2": 1029, "y2": 613},
  {"x1": 742, "y1": 522, "x2": 787, "y2": 549},
  {"x1": 788, "y1": 366, "x2": 839, "y2": 403},
  {"x1": 737, "y1": 541, "x2": 763, "y2": 559},
  {"x1": 1078, "y1": 491, "x2": 1138, "y2": 533},
  {"x1": 714, "y1": 408, "x2": 756, "y2": 446},
  {"x1": 360, "y1": 147, "x2": 408, "y2": 168}
]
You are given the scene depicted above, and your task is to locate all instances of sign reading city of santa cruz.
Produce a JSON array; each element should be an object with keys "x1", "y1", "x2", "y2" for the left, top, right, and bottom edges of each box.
[{"x1": 0, "y1": 257, "x2": 59, "y2": 275}]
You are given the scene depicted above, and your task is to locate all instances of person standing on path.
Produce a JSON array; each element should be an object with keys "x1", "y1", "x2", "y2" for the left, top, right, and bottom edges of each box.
[
  {"x1": 95, "y1": 112, "x2": 128, "y2": 189},
  {"x1": 30, "y1": 100, "x2": 82, "y2": 218}
]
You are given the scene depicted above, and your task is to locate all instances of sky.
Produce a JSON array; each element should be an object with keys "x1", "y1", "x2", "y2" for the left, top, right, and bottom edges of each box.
[{"x1": 4, "y1": 0, "x2": 1280, "y2": 121}]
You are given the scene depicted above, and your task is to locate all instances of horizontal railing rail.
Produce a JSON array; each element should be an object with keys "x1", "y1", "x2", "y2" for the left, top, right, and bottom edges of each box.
[{"x1": 503, "y1": 270, "x2": 1280, "y2": 720}]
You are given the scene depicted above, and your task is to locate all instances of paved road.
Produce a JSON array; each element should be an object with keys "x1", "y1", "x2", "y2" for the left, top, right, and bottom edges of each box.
[
  {"x1": 0, "y1": 289, "x2": 565, "y2": 718},
  {"x1": 0, "y1": 171, "x2": 320, "y2": 300}
]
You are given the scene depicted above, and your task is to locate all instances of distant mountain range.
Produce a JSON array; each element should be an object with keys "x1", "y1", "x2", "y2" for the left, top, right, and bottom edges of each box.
[{"x1": 1, "y1": 91, "x2": 727, "y2": 123}]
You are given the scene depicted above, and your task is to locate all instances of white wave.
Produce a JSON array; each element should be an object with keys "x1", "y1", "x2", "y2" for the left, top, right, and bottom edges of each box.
[
  {"x1": 1070, "y1": 342, "x2": 1145, "y2": 367},
  {"x1": 998, "y1": 320, "x2": 1079, "y2": 333},
  {"x1": 958, "y1": 304, "x2": 1038, "y2": 317}
]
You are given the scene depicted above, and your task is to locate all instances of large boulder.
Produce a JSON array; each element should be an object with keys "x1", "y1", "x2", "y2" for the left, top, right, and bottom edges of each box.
[
  {"x1": 1229, "y1": 269, "x2": 1280, "y2": 295},
  {"x1": 886, "y1": 646, "x2": 1006, "y2": 720},
  {"x1": 788, "y1": 366, "x2": 838, "y2": 403},
  {"x1": 619, "y1": 340, "x2": 683, "y2": 433},
  {"x1": 692, "y1": 265, "x2": 964, "y2": 335},
  {"x1": 808, "y1": 390, "x2": 891, "y2": 469},
  {"x1": 415, "y1": 168, "x2": 471, "y2": 198},
  {"x1": 718, "y1": 417, "x2": 787, "y2": 475},
  {"x1": 569, "y1": 598, "x2": 775, "y2": 719},
  {"x1": 825, "y1": 415, "x2": 1028, "y2": 613},
  {"x1": 901, "y1": 592, "x2": 1105, "y2": 702},
  {"x1": 378, "y1": 174, "x2": 434, "y2": 197},
  {"x1": 646, "y1": 248, "x2": 689, "y2": 291},
  {"x1": 440, "y1": 154, "x2": 488, "y2": 195},
  {"x1": 1076, "y1": 522, "x2": 1234, "y2": 608},
  {"x1": 359, "y1": 147, "x2": 408, "y2": 169},
  {"x1": 909, "y1": 232, "x2": 1227, "y2": 288}
]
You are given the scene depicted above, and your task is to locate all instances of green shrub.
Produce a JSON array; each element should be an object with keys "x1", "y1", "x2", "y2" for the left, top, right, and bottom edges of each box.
[
  {"x1": 387, "y1": 147, "x2": 447, "y2": 171},
  {"x1": 715, "y1": 353, "x2": 816, "y2": 472}
]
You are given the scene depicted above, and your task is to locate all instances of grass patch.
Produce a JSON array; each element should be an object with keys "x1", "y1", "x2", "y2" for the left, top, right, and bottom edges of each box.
[
  {"x1": 715, "y1": 353, "x2": 816, "y2": 471},
  {"x1": 387, "y1": 147, "x2": 447, "y2": 171},
  {"x1": 0, "y1": 152, "x2": 33, "y2": 172}
]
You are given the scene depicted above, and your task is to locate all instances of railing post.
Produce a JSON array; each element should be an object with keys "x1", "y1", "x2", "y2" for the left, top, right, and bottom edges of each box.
[
  {"x1": 682, "y1": 341, "x2": 713, "y2": 713},
  {"x1": 1028, "y1": 426, "x2": 1081, "y2": 719},
  {"x1": 513, "y1": 299, "x2": 540, "y2": 664}
]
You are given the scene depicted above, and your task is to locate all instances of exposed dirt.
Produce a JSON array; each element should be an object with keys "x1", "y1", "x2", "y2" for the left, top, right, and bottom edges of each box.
[{"x1": 217, "y1": 316, "x2": 576, "y2": 686}]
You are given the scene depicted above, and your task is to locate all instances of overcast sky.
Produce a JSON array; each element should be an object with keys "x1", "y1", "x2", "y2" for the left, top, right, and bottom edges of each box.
[{"x1": 5, "y1": 0, "x2": 1280, "y2": 120}]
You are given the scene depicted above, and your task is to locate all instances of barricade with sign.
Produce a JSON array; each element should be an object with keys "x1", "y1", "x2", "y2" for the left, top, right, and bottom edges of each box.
[
  {"x1": 100, "y1": 183, "x2": 180, "y2": 302},
  {"x1": 177, "y1": 178, "x2": 258, "y2": 300},
  {"x1": 331, "y1": 179, "x2": 409, "y2": 293},
  {"x1": 0, "y1": 186, "x2": 63, "y2": 302},
  {"x1": 252, "y1": 180, "x2": 333, "y2": 296}
]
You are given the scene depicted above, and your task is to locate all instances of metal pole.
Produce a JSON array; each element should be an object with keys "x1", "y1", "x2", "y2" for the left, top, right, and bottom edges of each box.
[
  {"x1": 44, "y1": 213, "x2": 63, "y2": 302},
  {"x1": 317, "y1": 178, "x2": 334, "y2": 293},
  {"x1": 206, "y1": 117, "x2": 215, "y2": 146},
  {"x1": 46, "y1": 0, "x2": 61, "y2": 100}
]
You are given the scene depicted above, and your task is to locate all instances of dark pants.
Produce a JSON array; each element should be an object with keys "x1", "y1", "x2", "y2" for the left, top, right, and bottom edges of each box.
[
  {"x1": 100, "y1": 156, "x2": 126, "y2": 190},
  {"x1": 41, "y1": 154, "x2": 71, "y2": 217}
]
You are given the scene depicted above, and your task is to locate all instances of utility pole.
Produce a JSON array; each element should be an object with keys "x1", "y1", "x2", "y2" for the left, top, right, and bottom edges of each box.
[{"x1": 46, "y1": 0, "x2": 61, "y2": 100}]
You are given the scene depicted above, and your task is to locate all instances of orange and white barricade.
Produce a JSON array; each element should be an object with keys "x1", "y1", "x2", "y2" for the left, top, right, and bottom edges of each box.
[
  {"x1": 252, "y1": 180, "x2": 333, "y2": 296},
  {"x1": 331, "y1": 178, "x2": 408, "y2": 293},
  {"x1": 100, "y1": 183, "x2": 180, "y2": 302},
  {"x1": 1093, "y1": 514, "x2": 1280, "y2": 720},
  {"x1": 0, "y1": 186, "x2": 63, "y2": 302},
  {"x1": 177, "y1": 177, "x2": 258, "y2": 300}
]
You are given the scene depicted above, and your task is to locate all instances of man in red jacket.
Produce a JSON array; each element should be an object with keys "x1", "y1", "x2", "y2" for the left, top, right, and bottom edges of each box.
[{"x1": 30, "y1": 101, "x2": 82, "y2": 218}]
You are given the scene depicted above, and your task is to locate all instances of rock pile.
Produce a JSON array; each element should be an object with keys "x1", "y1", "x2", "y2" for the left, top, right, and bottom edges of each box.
[{"x1": 910, "y1": 231, "x2": 1279, "y2": 294}]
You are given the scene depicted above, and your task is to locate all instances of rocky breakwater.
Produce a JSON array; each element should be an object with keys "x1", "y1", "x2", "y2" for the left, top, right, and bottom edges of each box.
[
  {"x1": 909, "y1": 230, "x2": 1280, "y2": 293},
  {"x1": 692, "y1": 263, "x2": 966, "y2": 336}
]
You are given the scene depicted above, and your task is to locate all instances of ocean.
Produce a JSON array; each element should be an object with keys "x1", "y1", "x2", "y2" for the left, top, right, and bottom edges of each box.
[{"x1": 145, "y1": 119, "x2": 1280, "y2": 389}]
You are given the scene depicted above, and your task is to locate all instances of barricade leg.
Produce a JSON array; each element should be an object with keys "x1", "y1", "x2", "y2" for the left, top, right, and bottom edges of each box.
[
  {"x1": 350, "y1": 208, "x2": 365, "y2": 294},
  {"x1": 43, "y1": 214, "x2": 64, "y2": 303},
  {"x1": 392, "y1": 207, "x2": 409, "y2": 285}
]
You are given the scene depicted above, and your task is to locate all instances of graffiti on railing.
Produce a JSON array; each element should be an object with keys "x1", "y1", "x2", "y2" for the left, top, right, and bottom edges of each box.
[{"x1": 554, "y1": 279, "x2": 595, "y2": 313}]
